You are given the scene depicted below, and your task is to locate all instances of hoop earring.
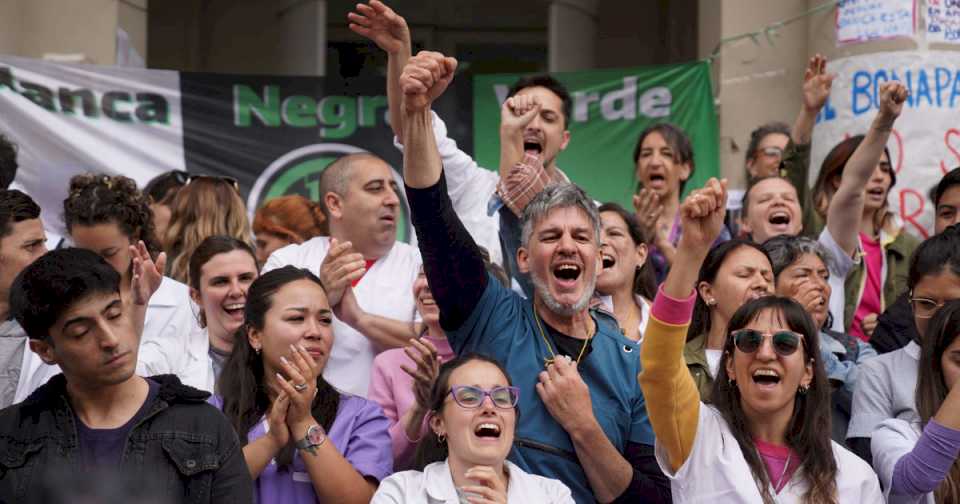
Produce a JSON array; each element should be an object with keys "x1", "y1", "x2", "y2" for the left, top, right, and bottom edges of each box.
[
  {"x1": 798, "y1": 384, "x2": 809, "y2": 395},
  {"x1": 437, "y1": 432, "x2": 446, "y2": 445}
]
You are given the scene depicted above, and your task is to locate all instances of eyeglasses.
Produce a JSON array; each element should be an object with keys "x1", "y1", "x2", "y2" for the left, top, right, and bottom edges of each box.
[
  {"x1": 448, "y1": 385, "x2": 519, "y2": 409},
  {"x1": 759, "y1": 146, "x2": 784, "y2": 159},
  {"x1": 910, "y1": 294, "x2": 947, "y2": 319},
  {"x1": 731, "y1": 329, "x2": 804, "y2": 357}
]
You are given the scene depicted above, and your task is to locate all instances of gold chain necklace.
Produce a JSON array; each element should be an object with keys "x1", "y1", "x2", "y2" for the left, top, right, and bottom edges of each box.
[{"x1": 533, "y1": 305, "x2": 594, "y2": 368}]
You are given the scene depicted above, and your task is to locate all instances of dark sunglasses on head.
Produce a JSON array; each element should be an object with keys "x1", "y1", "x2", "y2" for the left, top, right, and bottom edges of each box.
[
  {"x1": 183, "y1": 173, "x2": 240, "y2": 192},
  {"x1": 448, "y1": 385, "x2": 519, "y2": 409},
  {"x1": 731, "y1": 328, "x2": 803, "y2": 357}
]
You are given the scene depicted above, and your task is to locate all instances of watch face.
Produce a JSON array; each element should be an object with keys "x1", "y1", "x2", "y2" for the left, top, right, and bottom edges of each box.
[{"x1": 306, "y1": 425, "x2": 325, "y2": 445}]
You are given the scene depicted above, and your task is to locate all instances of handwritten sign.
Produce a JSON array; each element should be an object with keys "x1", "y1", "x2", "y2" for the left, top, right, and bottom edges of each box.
[
  {"x1": 836, "y1": 0, "x2": 916, "y2": 45},
  {"x1": 811, "y1": 51, "x2": 960, "y2": 239},
  {"x1": 927, "y1": 0, "x2": 960, "y2": 44}
]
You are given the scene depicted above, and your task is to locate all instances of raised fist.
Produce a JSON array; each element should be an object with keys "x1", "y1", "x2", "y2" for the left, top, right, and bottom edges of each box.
[
  {"x1": 500, "y1": 94, "x2": 541, "y2": 135},
  {"x1": 878, "y1": 81, "x2": 908, "y2": 122},
  {"x1": 400, "y1": 51, "x2": 458, "y2": 113},
  {"x1": 677, "y1": 178, "x2": 728, "y2": 253}
]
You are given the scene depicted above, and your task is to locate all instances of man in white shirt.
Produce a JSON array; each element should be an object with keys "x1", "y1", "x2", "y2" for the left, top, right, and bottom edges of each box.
[
  {"x1": 0, "y1": 189, "x2": 58, "y2": 409},
  {"x1": 263, "y1": 153, "x2": 420, "y2": 397}
]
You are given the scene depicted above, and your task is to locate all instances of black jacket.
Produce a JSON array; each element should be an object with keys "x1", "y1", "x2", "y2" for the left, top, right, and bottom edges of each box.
[
  {"x1": 0, "y1": 374, "x2": 252, "y2": 504},
  {"x1": 871, "y1": 293, "x2": 918, "y2": 354}
]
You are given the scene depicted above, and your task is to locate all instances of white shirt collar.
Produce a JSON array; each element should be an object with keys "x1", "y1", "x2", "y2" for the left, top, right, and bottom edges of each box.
[
  {"x1": 424, "y1": 460, "x2": 532, "y2": 502},
  {"x1": 904, "y1": 340, "x2": 921, "y2": 360}
]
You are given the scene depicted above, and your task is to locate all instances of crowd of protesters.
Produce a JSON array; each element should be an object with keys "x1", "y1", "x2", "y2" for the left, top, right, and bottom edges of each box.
[{"x1": 2, "y1": 1, "x2": 960, "y2": 503}]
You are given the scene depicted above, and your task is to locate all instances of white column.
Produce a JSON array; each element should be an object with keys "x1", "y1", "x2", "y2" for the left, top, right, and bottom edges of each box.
[{"x1": 548, "y1": 0, "x2": 598, "y2": 72}]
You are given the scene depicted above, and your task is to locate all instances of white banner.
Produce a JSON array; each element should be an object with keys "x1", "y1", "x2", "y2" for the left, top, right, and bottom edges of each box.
[
  {"x1": 811, "y1": 50, "x2": 960, "y2": 239},
  {"x1": 0, "y1": 55, "x2": 183, "y2": 236}
]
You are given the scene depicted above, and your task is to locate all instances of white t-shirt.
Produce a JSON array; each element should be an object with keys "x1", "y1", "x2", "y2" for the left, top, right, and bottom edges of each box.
[
  {"x1": 705, "y1": 349, "x2": 723, "y2": 378},
  {"x1": 139, "y1": 276, "x2": 212, "y2": 391},
  {"x1": 15, "y1": 276, "x2": 214, "y2": 400},
  {"x1": 394, "y1": 111, "x2": 502, "y2": 266},
  {"x1": 597, "y1": 294, "x2": 651, "y2": 343},
  {"x1": 871, "y1": 418, "x2": 934, "y2": 504},
  {"x1": 372, "y1": 459, "x2": 574, "y2": 504},
  {"x1": 656, "y1": 404, "x2": 882, "y2": 503},
  {"x1": 847, "y1": 341, "x2": 920, "y2": 439},
  {"x1": 263, "y1": 236, "x2": 421, "y2": 397}
]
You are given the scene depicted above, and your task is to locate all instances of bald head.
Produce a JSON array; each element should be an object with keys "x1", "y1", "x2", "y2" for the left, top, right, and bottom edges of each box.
[
  {"x1": 319, "y1": 153, "x2": 401, "y2": 259},
  {"x1": 319, "y1": 153, "x2": 387, "y2": 219}
]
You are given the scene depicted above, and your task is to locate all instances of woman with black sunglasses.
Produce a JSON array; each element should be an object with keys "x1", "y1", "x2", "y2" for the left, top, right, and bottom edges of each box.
[
  {"x1": 639, "y1": 178, "x2": 881, "y2": 502},
  {"x1": 373, "y1": 353, "x2": 574, "y2": 503}
]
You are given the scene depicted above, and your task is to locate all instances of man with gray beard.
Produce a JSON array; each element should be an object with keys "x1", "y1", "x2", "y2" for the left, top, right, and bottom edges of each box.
[{"x1": 398, "y1": 50, "x2": 669, "y2": 504}]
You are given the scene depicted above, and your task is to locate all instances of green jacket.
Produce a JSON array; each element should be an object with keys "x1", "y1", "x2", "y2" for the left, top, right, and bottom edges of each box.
[
  {"x1": 843, "y1": 230, "x2": 919, "y2": 333},
  {"x1": 781, "y1": 140, "x2": 824, "y2": 238},
  {"x1": 683, "y1": 333, "x2": 714, "y2": 401}
]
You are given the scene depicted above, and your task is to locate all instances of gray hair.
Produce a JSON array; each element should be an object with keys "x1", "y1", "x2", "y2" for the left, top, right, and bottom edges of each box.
[
  {"x1": 760, "y1": 234, "x2": 834, "y2": 279},
  {"x1": 520, "y1": 183, "x2": 600, "y2": 247}
]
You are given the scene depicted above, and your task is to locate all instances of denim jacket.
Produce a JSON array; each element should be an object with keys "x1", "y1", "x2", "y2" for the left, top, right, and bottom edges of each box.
[{"x1": 0, "y1": 374, "x2": 252, "y2": 504}]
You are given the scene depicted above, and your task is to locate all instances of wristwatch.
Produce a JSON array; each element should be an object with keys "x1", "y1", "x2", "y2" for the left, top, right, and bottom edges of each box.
[{"x1": 294, "y1": 424, "x2": 326, "y2": 454}]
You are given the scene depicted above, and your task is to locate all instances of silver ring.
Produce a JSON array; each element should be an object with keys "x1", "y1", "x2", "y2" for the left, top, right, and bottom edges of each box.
[{"x1": 293, "y1": 383, "x2": 308, "y2": 392}]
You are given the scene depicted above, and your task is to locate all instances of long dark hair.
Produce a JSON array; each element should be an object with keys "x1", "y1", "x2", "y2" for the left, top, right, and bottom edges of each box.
[
  {"x1": 598, "y1": 202, "x2": 656, "y2": 300},
  {"x1": 916, "y1": 300, "x2": 960, "y2": 502},
  {"x1": 688, "y1": 239, "x2": 771, "y2": 341},
  {"x1": 812, "y1": 135, "x2": 894, "y2": 228},
  {"x1": 413, "y1": 353, "x2": 516, "y2": 470},
  {"x1": 217, "y1": 266, "x2": 340, "y2": 467},
  {"x1": 710, "y1": 296, "x2": 836, "y2": 504},
  {"x1": 632, "y1": 122, "x2": 695, "y2": 193}
]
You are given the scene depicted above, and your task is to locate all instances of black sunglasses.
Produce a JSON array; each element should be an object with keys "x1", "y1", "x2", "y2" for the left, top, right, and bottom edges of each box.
[
  {"x1": 181, "y1": 173, "x2": 240, "y2": 192},
  {"x1": 731, "y1": 329, "x2": 803, "y2": 357}
]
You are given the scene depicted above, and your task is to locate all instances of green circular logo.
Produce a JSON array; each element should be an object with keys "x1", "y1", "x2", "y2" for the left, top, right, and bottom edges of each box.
[{"x1": 248, "y1": 143, "x2": 410, "y2": 243}]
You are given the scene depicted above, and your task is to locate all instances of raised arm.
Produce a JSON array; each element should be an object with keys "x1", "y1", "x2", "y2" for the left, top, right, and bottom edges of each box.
[
  {"x1": 348, "y1": 0, "x2": 410, "y2": 140},
  {"x1": 499, "y1": 95, "x2": 541, "y2": 178},
  {"x1": 792, "y1": 54, "x2": 833, "y2": 146},
  {"x1": 400, "y1": 51, "x2": 487, "y2": 331},
  {"x1": 827, "y1": 81, "x2": 907, "y2": 256},
  {"x1": 640, "y1": 178, "x2": 728, "y2": 473}
]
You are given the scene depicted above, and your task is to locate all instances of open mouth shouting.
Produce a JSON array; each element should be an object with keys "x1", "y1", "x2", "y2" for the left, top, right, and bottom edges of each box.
[
  {"x1": 523, "y1": 135, "x2": 544, "y2": 156},
  {"x1": 646, "y1": 172, "x2": 667, "y2": 191},
  {"x1": 751, "y1": 368, "x2": 782, "y2": 390},
  {"x1": 601, "y1": 252, "x2": 616, "y2": 270},
  {"x1": 473, "y1": 421, "x2": 503, "y2": 441},
  {"x1": 766, "y1": 209, "x2": 793, "y2": 233},
  {"x1": 865, "y1": 186, "x2": 887, "y2": 202},
  {"x1": 552, "y1": 261, "x2": 583, "y2": 291}
]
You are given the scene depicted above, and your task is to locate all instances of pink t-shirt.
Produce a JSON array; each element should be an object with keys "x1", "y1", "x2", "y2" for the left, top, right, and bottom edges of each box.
[
  {"x1": 851, "y1": 232, "x2": 883, "y2": 342},
  {"x1": 368, "y1": 333, "x2": 454, "y2": 470},
  {"x1": 756, "y1": 438, "x2": 801, "y2": 494}
]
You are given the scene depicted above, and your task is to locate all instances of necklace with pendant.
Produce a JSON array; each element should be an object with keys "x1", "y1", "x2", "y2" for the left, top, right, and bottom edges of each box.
[{"x1": 533, "y1": 305, "x2": 594, "y2": 368}]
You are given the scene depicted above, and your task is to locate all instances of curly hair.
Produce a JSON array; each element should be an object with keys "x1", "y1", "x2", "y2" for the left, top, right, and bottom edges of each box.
[
  {"x1": 63, "y1": 173, "x2": 162, "y2": 257},
  {"x1": 163, "y1": 176, "x2": 251, "y2": 283}
]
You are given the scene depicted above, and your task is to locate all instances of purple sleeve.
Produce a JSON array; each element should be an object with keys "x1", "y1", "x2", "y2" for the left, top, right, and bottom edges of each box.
[
  {"x1": 890, "y1": 419, "x2": 960, "y2": 496},
  {"x1": 342, "y1": 398, "x2": 394, "y2": 482}
]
